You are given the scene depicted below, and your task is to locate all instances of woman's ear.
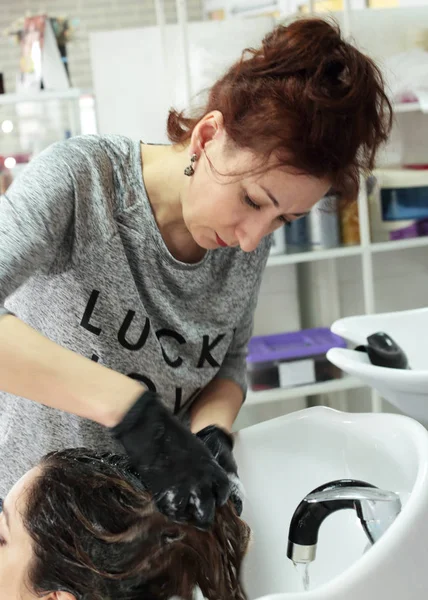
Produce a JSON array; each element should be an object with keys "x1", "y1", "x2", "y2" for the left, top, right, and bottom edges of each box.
[
  {"x1": 190, "y1": 110, "x2": 225, "y2": 155},
  {"x1": 44, "y1": 591, "x2": 76, "y2": 600}
]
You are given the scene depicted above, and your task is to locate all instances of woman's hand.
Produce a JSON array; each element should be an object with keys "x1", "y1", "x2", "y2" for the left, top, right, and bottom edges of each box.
[
  {"x1": 196, "y1": 425, "x2": 244, "y2": 516},
  {"x1": 110, "y1": 391, "x2": 230, "y2": 529}
]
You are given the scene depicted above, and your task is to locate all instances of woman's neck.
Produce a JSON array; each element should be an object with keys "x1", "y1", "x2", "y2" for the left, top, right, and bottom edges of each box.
[
  {"x1": 140, "y1": 143, "x2": 188, "y2": 229},
  {"x1": 140, "y1": 142, "x2": 206, "y2": 263}
]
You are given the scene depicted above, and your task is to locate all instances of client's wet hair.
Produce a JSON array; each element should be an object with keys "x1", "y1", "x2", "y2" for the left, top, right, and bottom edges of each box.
[{"x1": 23, "y1": 448, "x2": 250, "y2": 600}]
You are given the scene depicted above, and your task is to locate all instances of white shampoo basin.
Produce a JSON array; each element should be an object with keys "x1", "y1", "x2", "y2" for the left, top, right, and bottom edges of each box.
[{"x1": 234, "y1": 406, "x2": 428, "y2": 599}]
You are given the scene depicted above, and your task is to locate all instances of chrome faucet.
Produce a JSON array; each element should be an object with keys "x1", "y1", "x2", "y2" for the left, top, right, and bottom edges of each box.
[{"x1": 287, "y1": 479, "x2": 402, "y2": 564}]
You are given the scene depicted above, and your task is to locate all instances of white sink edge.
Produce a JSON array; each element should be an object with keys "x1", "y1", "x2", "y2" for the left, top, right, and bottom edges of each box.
[
  {"x1": 237, "y1": 404, "x2": 428, "y2": 439},
  {"x1": 327, "y1": 348, "x2": 428, "y2": 384}
]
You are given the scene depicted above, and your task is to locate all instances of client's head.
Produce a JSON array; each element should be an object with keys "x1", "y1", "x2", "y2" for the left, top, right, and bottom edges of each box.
[{"x1": 0, "y1": 448, "x2": 250, "y2": 600}]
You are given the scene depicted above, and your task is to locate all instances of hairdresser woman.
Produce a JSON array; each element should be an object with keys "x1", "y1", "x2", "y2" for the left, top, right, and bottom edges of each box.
[{"x1": 0, "y1": 18, "x2": 391, "y2": 528}]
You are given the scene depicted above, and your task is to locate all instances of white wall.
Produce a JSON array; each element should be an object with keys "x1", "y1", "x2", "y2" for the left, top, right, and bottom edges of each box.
[
  {"x1": 253, "y1": 264, "x2": 301, "y2": 335},
  {"x1": 398, "y1": 0, "x2": 428, "y2": 5},
  {"x1": 330, "y1": 6, "x2": 428, "y2": 63},
  {"x1": 89, "y1": 16, "x2": 276, "y2": 141}
]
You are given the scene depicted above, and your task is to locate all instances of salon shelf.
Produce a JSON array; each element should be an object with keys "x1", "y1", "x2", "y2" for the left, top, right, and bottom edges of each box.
[
  {"x1": 245, "y1": 376, "x2": 366, "y2": 406},
  {"x1": 370, "y1": 235, "x2": 428, "y2": 253},
  {"x1": 373, "y1": 167, "x2": 428, "y2": 188},
  {"x1": 0, "y1": 88, "x2": 93, "y2": 105},
  {"x1": 394, "y1": 101, "x2": 427, "y2": 114},
  {"x1": 266, "y1": 244, "x2": 362, "y2": 267},
  {"x1": 267, "y1": 235, "x2": 428, "y2": 266}
]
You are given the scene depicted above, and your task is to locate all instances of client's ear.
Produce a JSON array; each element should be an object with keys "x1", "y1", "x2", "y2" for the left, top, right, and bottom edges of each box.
[{"x1": 44, "y1": 592, "x2": 76, "y2": 600}]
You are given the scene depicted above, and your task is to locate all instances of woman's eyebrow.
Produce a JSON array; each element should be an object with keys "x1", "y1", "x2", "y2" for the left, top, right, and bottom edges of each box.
[{"x1": 259, "y1": 185, "x2": 279, "y2": 208}]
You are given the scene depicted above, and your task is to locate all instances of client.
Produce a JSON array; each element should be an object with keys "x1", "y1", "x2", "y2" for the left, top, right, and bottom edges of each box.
[{"x1": 0, "y1": 448, "x2": 250, "y2": 600}]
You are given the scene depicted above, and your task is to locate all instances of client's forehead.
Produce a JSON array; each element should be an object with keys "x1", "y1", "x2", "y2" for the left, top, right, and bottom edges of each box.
[{"x1": 3, "y1": 467, "x2": 41, "y2": 530}]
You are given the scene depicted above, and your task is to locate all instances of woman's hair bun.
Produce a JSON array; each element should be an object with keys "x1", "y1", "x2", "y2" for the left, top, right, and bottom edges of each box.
[{"x1": 168, "y1": 17, "x2": 393, "y2": 200}]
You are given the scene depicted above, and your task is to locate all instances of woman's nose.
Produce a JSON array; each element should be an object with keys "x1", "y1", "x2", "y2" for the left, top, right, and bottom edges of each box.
[{"x1": 236, "y1": 219, "x2": 269, "y2": 253}]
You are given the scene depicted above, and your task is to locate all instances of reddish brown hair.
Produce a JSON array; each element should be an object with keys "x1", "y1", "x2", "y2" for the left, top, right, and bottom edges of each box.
[{"x1": 167, "y1": 17, "x2": 393, "y2": 200}]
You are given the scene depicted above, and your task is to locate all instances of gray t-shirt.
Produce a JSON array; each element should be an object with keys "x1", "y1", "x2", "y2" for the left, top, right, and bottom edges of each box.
[{"x1": 0, "y1": 134, "x2": 270, "y2": 495}]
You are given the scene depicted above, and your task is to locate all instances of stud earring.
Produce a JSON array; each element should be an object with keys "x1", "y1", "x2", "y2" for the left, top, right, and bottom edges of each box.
[{"x1": 184, "y1": 153, "x2": 198, "y2": 177}]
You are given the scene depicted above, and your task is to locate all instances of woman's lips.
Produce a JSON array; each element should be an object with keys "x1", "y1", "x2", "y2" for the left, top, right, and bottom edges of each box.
[{"x1": 215, "y1": 233, "x2": 228, "y2": 247}]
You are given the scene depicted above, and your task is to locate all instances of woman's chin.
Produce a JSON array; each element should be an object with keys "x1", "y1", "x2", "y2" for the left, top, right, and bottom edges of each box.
[{"x1": 191, "y1": 232, "x2": 217, "y2": 251}]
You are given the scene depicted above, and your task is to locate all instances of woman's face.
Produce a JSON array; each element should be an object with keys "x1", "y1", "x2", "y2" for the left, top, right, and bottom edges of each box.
[
  {"x1": 183, "y1": 112, "x2": 331, "y2": 253},
  {"x1": 0, "y1": 468, "x2": 71, "y2": 600}
]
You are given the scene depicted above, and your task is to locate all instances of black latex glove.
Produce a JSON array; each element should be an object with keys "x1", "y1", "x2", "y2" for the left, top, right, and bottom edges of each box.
[
  {"x1": 196, "y1": 424, "x2": 244, "y2": 516},
  {"x1": 110, "y1": 391, "x2": 230, "y2": 529}
]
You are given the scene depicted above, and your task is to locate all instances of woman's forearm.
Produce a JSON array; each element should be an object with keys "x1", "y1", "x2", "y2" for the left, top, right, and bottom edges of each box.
[
  {"x1": 190, "y1": 377, "x2": 244, "y2": 433},
  {"x1": 0, "y1": 315, "x2": 143, "y2": 427}
]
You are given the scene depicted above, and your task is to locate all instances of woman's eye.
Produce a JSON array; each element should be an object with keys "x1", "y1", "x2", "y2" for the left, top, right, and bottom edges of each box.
[
  {"x1": 244, "y1": 194, "x2": 293, "y2": 226},
  {"x1": 244, "y1": 195, "x2": 260, "y2": 210}
]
